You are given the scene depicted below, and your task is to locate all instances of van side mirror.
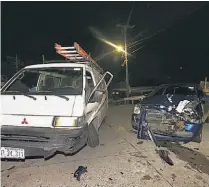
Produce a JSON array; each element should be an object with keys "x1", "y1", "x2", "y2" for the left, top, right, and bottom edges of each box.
[
  {"x1": 89, "y1": 90, "x2": 103, "y2": 103},
  {"x1": 89, "y1": 97, "x2": 96, "y2": 103}
]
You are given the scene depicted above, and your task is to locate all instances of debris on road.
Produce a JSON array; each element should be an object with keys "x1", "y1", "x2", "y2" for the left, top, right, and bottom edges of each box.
[
  {"x1": 1, "y1": 165, "x2": 15, "y2": 173},
  {"x1": 156, "y1": 148, "x2": 174, "y2": 166},
  {"x1": 148, "y1": 126, "x2": 174, "y2": 166},
  {"x1": 74, "y1": 166, "x2": 87, "y2": 181},
  {"x1": 137, "y1": 141, "x2": 143, "y2": 144}
]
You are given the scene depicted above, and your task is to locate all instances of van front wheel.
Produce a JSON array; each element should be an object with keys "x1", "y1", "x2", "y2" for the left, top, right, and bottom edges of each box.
[{"x1": 87, "y1": 123, "x2": 99, "y2": 148}]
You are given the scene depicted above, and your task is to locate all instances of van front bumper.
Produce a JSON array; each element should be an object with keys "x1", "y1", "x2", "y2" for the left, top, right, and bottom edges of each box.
[{"x1": 1, "y1": 123, "x2": 88, "y2": 159}]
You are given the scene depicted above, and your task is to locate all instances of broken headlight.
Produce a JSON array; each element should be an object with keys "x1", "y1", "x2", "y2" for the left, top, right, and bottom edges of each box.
[{"x1": 133, "y1": 104, "x2": 141, "y2": 114}]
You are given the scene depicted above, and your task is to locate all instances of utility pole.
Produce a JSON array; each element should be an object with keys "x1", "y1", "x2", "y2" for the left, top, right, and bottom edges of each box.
[
  {"x1": 42, "y1": 55, "x2": 45, "y2": 63},
  {"x1": 15, "y1": 54, "x2": 18, "y2": 72},
  {"x1": 116, "y1": 2, "x2": 135, "y2": 100},
  {"x1": 116, "y1": 23, "x2": 135, "y2": 99}
]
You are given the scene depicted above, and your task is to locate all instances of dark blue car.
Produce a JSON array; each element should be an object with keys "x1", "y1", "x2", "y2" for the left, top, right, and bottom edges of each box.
[{"x1": 132, "y1": 83, "x2": 209, "y2": 143}]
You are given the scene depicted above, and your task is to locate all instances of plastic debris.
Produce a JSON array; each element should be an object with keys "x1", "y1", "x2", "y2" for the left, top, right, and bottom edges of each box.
[{"x1": 74, "y1": 166, "x2": 87, "y2": 181}]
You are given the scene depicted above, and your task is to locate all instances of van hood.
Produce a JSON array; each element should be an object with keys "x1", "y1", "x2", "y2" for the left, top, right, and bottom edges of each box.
[{"x1": 1, "y1": 95, "x2": 84, "y2": 116}]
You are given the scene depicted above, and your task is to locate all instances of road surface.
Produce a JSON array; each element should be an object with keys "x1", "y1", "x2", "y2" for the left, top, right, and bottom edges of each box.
[{"x1": 1, "y1": 105, "x2": 209, "y2": 187}]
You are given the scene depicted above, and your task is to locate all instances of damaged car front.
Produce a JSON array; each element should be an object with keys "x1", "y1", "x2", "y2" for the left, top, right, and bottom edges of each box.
[{"x1": 132, "y1": 84, "x2": 209, "y2": 143}]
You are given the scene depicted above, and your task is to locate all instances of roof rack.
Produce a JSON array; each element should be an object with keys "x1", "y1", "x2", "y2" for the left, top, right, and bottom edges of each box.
[{"x1": 55, "y1": 42, "x2": 103, "y2": 73}]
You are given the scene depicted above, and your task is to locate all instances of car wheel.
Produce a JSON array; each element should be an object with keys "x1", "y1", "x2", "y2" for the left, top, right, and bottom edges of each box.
[
  {"x1": 132, "y1": 120, "x2": 137, "y2": 130},
  {"x1": 87, "y1": 123, "x2": 99, "y2": 148}
]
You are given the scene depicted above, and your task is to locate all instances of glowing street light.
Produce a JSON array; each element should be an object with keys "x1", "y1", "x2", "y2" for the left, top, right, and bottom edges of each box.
[
  {"x1": 98, "y1": 38, "x2": 126, "y2": 54},
  {"x1": 115, "y1": 45, "x2": 124, "y2": 52}
]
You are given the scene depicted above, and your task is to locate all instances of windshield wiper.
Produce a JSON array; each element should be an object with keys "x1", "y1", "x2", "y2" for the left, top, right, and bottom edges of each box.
[
  {"x1": 36, "y1": 91, "x2": 69, "y2": 101},
  {"x1": 2, "y1": 91, "x2": 37, "y2": 100}
]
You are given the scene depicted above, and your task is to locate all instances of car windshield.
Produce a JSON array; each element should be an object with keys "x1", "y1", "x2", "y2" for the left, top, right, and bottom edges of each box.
[
  {"x1": 165, "y1": 85, "x2": 196, "y2": 95},
  {"x1": 151, "y1": 85, "x2": 197, "y2": 96},
  {"x1": 2, "y1": 67, "x2": 83, "y2": 95}
]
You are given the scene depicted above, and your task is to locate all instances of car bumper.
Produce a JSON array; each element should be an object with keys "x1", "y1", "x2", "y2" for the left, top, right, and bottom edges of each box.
[
  {"x1": 1, "y1": 123, "x2": 88, "y2": 159},
  {"x1": 131, "y1": 113, "x2": 139, "y2": 130}
]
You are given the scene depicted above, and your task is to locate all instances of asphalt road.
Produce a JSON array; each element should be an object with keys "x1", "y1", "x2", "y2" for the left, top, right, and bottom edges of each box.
[{"x1": 1, "y1": 105, "x2": 209, "y2": 187}]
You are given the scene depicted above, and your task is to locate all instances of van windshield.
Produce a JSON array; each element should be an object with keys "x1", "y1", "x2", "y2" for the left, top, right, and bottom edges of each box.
[{"x1": 3, "y1": 67, "x2": 83, "y2": 95}]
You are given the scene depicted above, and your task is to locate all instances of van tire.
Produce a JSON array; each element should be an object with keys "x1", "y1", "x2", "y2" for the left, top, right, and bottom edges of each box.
[{"x1": 87, "y1": 123, "x2": 99, "y2": 148}]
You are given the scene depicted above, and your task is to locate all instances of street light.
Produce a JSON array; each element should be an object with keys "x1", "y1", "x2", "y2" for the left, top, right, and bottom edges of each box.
[
  {"x1": 116, "y1": 45, "x2": 124, "y2": 52},
  {"x1": 97, "y1": 38, "x2": 130, "y2": 99}
]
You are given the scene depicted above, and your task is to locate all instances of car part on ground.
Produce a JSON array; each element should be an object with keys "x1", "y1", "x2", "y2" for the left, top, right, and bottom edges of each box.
[
  {"x1": 74, "y1": 166, "x2": 88, "y2": 181},
  {"x1": 137, "y1": 109, "x2": 174, "y2": 165}
]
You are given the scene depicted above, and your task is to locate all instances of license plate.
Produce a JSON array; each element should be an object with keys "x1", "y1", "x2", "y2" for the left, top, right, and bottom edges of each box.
[{"x1": 1, "y1": 147, "x2": 25, "y2": 159}]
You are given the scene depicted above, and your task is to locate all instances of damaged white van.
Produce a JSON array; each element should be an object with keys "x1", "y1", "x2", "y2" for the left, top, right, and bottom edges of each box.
[{"x1": 0, "y1": 43, "x2": 113, "y2": 159}]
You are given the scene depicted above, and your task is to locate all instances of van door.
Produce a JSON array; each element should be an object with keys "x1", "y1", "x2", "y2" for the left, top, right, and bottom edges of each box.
[
  {"x1": 98, "y1": 74, "x2": 108, "y2": 122},
  {"x1": 86, "y1": 71, "x2": 113, "y2": 130},
  {"x1": 85, "y1": 71, "x2": 99, "y2": 125}
]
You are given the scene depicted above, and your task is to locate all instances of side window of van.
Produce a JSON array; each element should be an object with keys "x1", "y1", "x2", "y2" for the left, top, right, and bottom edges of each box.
[
  {"x1": 86, "y1": 71, "x2": 94, "y2": 99},
  {"x1": 98, "y1": 75, "x2": 106, "y2": 91}
]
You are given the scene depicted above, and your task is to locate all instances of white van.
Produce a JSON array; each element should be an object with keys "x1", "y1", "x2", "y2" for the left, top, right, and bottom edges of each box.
[{"x1": 0, "y1": 43, "x2": 113, "y2": 159}]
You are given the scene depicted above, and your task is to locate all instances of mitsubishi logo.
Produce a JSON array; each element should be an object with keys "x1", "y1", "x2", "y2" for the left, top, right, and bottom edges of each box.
[{"x1": 21, "y1": 118, "x2": 28, "y2": 124}]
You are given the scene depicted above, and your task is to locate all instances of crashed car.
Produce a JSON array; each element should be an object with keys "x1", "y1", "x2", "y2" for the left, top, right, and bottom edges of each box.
[{"x1": 132, "y1": 83, "x2": 209, "y2": 143}]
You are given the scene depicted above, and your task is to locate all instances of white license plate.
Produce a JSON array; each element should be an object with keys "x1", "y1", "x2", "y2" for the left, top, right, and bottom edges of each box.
[{"x1": 1, "y1": 147, "x2": 25, "y2": 159}]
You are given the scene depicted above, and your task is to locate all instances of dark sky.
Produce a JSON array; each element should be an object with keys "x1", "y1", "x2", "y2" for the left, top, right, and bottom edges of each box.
[{"x1": 2, "y1": 1, "x2": 209, "y2": 86}]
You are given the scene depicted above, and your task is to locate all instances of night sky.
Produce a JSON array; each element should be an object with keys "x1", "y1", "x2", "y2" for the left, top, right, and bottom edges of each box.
[{"x1": 2, "y1": 1, "x2": 209, "y2": 86}]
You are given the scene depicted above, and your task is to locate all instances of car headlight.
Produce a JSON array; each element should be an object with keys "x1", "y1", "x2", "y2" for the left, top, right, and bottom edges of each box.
[
  {"x1": 53, "y1": 116, "x2": 84, "y2": 127},
  {"x1": 133, "y1": 105, "x2": 141, "y2": 114}
]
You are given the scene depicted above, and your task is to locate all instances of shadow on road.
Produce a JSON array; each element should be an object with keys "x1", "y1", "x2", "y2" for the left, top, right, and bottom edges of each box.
[{"x1": 160, "y1": 142, "x2": 209, "y2": 175}]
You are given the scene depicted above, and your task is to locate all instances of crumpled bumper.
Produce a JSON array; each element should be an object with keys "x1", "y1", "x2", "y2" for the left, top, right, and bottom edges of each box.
[{"x1": 1, "y1": 123, "x2": 88, "y2": 159}]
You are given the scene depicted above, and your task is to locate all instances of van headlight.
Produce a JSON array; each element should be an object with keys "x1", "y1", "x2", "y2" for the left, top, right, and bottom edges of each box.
[
  {"x1": 133, "y1": 105, "x2": 141, "y2": 114},
  {"x1": 53, "y1": 116, "x2": 84, "y2": 127}
]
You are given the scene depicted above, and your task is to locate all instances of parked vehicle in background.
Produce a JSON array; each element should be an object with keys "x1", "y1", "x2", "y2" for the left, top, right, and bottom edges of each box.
[
  {"x1": 111, "y1": 85, "x2": 155, "y2": 104},
  {"x1": 200, "y1": 77, "x2": 209, "y2": 96},
  {"x1": 132, "y1": 83, "x2": 209, "y2": 143},
  {"x1": 0, "y1": 42, "x2": 113, "y2": 160}
]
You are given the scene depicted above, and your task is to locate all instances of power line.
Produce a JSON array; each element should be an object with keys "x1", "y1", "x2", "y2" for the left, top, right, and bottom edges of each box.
[
  {"x1": 131, "y1": 45, "x2": 146, "y2": 54},
  {"x1": 130, "y1": 2, "x2": 209, "y2": 48}
]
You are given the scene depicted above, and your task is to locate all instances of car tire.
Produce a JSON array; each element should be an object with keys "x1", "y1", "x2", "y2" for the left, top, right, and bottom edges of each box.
[
  {"x1": 132, "y1": 120, "x2": 137, "y2": 130},
  {"x1": 87, "y1": 123, "x2": 99, "y2": 148}
]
